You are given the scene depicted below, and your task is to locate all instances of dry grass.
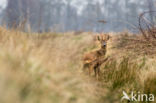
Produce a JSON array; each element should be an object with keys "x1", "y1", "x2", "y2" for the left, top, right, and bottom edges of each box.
[
  {"x1": 0, "y1": 27, "x2": 105, "y2": 103},
  {"x1": 99, "y1": 32, "x2": 156, "y2": 103},
  {"x1": 0, "y1": 27, "x2": 155, "y2": 103}
]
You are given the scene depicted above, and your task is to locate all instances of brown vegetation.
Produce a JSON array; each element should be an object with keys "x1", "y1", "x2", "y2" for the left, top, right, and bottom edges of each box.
[
  {"x1": 139, "y1": 11, "x2": 156, "y2": 46},
  {"x1": 0, "y1": 27, "x2": 156, "y2": 103}
]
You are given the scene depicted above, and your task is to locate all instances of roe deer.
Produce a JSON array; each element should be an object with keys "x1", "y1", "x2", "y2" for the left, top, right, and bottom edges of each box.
[{"x1": 83, "y1": 34, "x2": 110, "y2": 79}]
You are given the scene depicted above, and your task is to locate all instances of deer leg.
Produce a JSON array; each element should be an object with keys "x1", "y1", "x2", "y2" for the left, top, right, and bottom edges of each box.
[
  {"x1": 96, "y1": 63, "x2": 100, "y2": 80},
  {"x1": 89, "y1": 64, "x2": 92, "y2": 76},
  {"x1": 94, "y1": 63, "x2": 100, "y2": 79},
  {"x1": 97, "y1": 66, "x2": 100, "y2": 80},
  {"x1": 94, "y1": 66, "x2": 97, "y2": 78}
]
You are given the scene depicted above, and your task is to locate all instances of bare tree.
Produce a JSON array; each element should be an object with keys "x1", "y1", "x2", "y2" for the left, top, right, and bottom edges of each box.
[{"x1": 147, "y1": 0, "x2": 155, "y2": 23}]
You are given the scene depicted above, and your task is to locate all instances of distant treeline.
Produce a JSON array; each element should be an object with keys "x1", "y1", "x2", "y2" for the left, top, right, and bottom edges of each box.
[{"x1": 0, "y1": 0, "x2": 156, "y2": 32}]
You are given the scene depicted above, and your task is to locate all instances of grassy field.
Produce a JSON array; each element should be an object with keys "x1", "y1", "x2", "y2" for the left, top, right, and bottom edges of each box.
[{"x1": 0, "y1": 27, "x2": 155, "y2": 103}]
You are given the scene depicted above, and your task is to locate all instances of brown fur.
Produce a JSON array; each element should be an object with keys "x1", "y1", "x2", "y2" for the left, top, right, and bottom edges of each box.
[{"x1": 83, "y1": 33, "x2": 110, "y2": 79}]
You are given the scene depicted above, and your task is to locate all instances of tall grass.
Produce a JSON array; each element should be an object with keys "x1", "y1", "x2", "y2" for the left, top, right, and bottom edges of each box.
[
  {"x1": 0, "y1": 28, "x2": 155, "y2": 103},
  {"x1": 0, "y1": 27, "x2": 104, "y2": 103},
  {"x1": 99, "y1": 33, "x2": 156, "y2": 103}
]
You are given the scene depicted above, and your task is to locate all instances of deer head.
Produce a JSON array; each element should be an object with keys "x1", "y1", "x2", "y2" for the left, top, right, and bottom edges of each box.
[{"x1": 96, "y1": 33, "x2": 110, "y2": 49}]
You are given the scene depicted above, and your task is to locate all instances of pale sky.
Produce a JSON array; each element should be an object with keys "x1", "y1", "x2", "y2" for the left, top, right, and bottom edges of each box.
[
  {"x1": 0, "y1": 0, "x2": 104, "y2": 14},
  {"x1": 0, "y1": 0, "x2": 7, "y2": 9},
  {"x1": 0, "y1": 0, "x2": 136, "y2": 11}
]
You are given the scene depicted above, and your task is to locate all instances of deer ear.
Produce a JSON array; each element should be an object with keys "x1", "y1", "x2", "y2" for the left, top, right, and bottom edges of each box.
[
  {"x1": 107, "y1": 35, "x2": 110, "y2": 40},
  {"x1": 97, "y1": 35, "x2": 101, "y2": 41},
  {"x1": 107, "y1": 35, "x2": 111, "y2": 40},
  {"x1": 95, "y1": 35, "x2": 100, "y2": 41}
]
